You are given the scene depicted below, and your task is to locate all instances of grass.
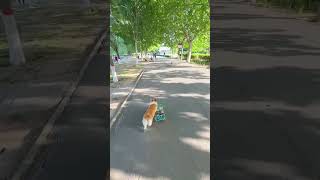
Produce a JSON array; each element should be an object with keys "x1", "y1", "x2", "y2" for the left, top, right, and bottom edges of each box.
[
  {"x1": 191, "y1": 59, "x2": 210, "y2": 66},
  {"x1": 181, "y1": 53, "x2": 210, "y2": 66},
  {"x1": 110, "y1": 64, "x2": 143, "y2": 83},
  {"x1": 0, "y1": 3, "x2": 106, "y2": 66},
  {"x1": 0, "y1": 2, "x2": 107, "y2": 82}
]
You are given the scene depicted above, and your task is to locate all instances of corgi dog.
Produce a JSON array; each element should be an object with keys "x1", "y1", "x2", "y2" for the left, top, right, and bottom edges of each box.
[{"x1": 142, "y1": 97, "x2": 158, "y2": 130}]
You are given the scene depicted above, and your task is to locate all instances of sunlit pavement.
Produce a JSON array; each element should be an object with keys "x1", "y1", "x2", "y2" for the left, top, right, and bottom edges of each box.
[{"x1": 110, "y1": 60, "x2": 210, "y2": 180}]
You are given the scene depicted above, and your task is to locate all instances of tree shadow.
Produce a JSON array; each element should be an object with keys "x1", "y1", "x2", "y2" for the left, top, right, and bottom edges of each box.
[
  {"x1": 212, "y1": 65, "x2": 320, "y2": 179},
  {"x1": 213, "y1": 66, "x2": 320, "y2": 106},
  {"x1": 25, "y1": 54, "x2": 108, "y2": 180},
  {"x1": 212, "y1": 106, "x2": 320, "y2": 180},
  {"x1": 0, "y1": 54, "x2": 108, "y2": 180},
  {"x1": 213, "y1": 27, "x2": 320, "y2": 57},
  {"x1": 211, "y1": 0, "x2": 320, "y2": 179},
  {"x1": 213, "y1": 13, "x2": 296, "y2": 20}
]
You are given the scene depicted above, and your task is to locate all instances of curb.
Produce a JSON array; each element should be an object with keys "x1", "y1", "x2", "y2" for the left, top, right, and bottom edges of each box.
[
  {"x1": 110, "y1": 69, "x2": 144, "y2": 129},
  {"x1": 10, "y1": 29, "x2": 107, "y2": 180}
]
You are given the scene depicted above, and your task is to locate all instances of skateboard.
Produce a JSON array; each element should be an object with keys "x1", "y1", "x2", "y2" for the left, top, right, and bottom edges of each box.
[{"x1": 155, "y1": 103, "x2": 166, "y2": 122}]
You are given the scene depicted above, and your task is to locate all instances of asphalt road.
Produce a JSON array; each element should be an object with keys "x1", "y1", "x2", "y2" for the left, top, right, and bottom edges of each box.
[
  {"x1": 26, "y1": 53, "x2": 108, "y2": 180},
  {"x1": 213, "y1": 0, "x2": 320, "y2": 179},
  {"x1": 110, "y1": 60, "x2": 210, "y2": 180}
]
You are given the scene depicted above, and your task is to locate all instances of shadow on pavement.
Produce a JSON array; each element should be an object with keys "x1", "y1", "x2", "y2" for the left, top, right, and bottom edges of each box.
[{"x1": 110, "y1": 63, "x2": 210, "y2": 180}]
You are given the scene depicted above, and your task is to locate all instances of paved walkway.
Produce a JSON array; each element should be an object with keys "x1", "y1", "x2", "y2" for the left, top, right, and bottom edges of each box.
[
  {"x1": 25, "y1": 53, "x2": 108, "y2": 180},
  {"x1": 110, "y1": 59, "x2": 210, "y2": 180},
  {"x1": 213, "y1": 0, "x2": 320, "y2": 179},
  {"x1": 0, "y1": 29, "x2": 106, "y2": 179},
  {"x1": 110, "y1": 56, "x2": 141, "y2": 119}
]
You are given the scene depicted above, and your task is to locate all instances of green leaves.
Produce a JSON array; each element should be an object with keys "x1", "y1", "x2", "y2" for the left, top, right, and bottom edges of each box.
[
  {"x1": 111, "y1": 0, "x2": 210, "y2": 54},
  {"x1": 193, "y1": 32, "x2": 210, "y2": 53}
]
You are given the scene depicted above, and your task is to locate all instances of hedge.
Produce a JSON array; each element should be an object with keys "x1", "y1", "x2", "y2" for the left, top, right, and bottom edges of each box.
[{"x1": 181, "y1": 53, "x2": 210, "y2": 65}]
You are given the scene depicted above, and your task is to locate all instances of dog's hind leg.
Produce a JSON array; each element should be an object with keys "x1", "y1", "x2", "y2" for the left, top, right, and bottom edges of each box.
[
  {"x1": 142, "y1": 119, "x2": 148, "y2": 130},
  {"x1": 148, "y1": 119, "x2": 153, "y2": 127}
]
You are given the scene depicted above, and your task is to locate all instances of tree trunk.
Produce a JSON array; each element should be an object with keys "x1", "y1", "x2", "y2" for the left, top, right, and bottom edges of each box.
[
  {"x1": 111, "y1": 44, "x2": 120, "y2": 59},
  {"x1": 140, "y1": 44, "x2": 142, "y2": 57},
  {"x1": 135, "y1": 40, "x2": 138, "y2": 54},
  {"x1": 110, "y1": 65, "x2": 118, "y2": 82},
  {"x1": 135, "y1": 40, "x2": 139, "y2": 64},
  {"x1": 181, "y1": 47, "x2": 184, "y2": 60},
  {"x1": 1, "y1": 8, "x2": 26, "y2": 65},
  {"x1": 115, "y1": 49, "x2": 120, "y2": 59},
  {"x1": 187, "y1": 41, "x2": 192, "y2": 63},
  {"x1": 317, "y1": 2, "x2": 320, "y2": 21},
  {"x1": 110, "y1": 57, "x2": 118, "y2": 83},
  {"x1": 110, "y1": 56, "x2": 114, "y2": 66}
]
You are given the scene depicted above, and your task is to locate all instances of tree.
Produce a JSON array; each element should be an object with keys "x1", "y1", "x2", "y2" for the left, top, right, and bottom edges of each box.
[
  {"x1": 110, "y1": 34, "x2": 121, "y2": 58},
  {"x1": 111, "y1": 0, "x2": 210, "y2": 63},
  {"x1": 1, "y1": 1, "x2": 26, "y2": 65},
  {"x1": 111, "y1": 0, "x2": 165, "y2": 54},
  {"x1": 152, "y1": 0, "x2": 210, "y2": 62},
  {"x1": 167, "y1": 0, "x2": 209, "y2": 63},
  {"x1": 111, "y1": 0, "x2": 142, "y2": 54},
  {"x1": 192, "y1": 31, "x2": 210, "y2": 54}
]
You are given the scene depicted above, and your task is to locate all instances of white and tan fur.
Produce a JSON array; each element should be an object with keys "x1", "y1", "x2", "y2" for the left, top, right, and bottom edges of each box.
[{"x1": 142, "y1": 97, "x2": 158, "y2": 130}]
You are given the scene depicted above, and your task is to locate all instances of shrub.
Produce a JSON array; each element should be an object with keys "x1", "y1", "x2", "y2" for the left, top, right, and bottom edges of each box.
[
  {"x1": 191, "y1": 59, "x2": 210, "y2": 66},
  {"x1": 181, "y1": 53, "x2": 210, "y2": 65}
]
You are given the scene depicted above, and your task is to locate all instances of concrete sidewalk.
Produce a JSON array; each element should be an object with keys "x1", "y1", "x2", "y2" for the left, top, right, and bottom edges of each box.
[
  {"x1": 26, "y1": 53, "x2": 108, "y2": 180},
  {"x1": 213, "y1": 0, "x2": 320, "y2": 179},
  {"x1": 110, "y1": 56, "x2": 180, "y2": 120},
  {"x1": 110, "y1": 56, "x2": 143, "y2": 119},
  {"x1": 0, "y1": 31, "x2": 106, "y2": 180}
]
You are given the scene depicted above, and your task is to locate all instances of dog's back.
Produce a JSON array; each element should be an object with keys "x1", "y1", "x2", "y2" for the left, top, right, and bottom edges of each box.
[
  {"x1": 142, "y1": 98, "x2": 158, "y2": 130},
  {"x1": 143, "y1": 103, "x2": 157, "y2": 120}
]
